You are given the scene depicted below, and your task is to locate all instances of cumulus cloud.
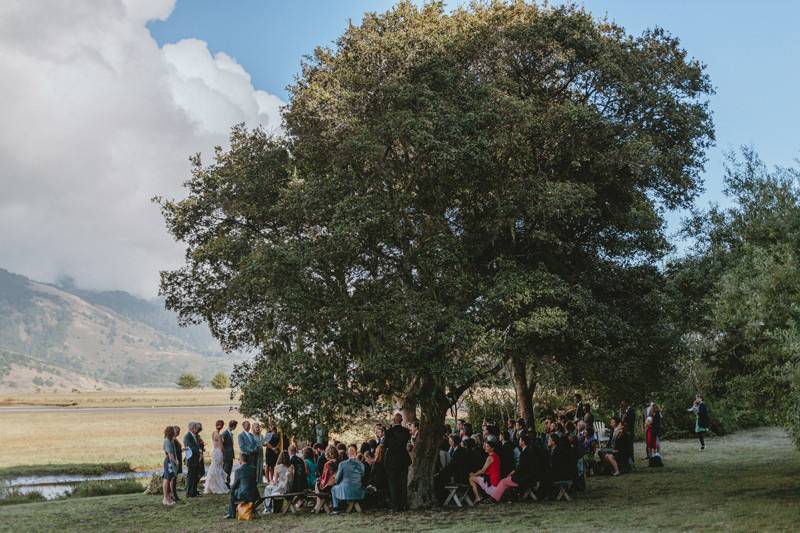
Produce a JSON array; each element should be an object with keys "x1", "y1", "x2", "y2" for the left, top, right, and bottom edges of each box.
[{"x1": 0, "y1": 0, "x2": 283, "y2": 296}]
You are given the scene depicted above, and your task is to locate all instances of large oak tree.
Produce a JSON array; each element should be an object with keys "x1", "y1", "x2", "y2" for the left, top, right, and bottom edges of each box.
[{"x1": 157, "y1": 1, "x2": 713, "y2": 507}]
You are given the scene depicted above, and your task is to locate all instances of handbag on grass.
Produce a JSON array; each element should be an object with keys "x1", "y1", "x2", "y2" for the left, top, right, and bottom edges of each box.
[{"x1": 237, "y1": 502, "x2": 254, "y2": 521}]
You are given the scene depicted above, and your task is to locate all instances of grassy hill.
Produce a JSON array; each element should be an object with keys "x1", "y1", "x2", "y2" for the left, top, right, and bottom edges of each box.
[{"x1": 0, "y1": 268, "x2": 238, "y2": 391}]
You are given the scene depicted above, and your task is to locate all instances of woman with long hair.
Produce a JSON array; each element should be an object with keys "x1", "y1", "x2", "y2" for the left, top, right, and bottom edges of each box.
[
  {"x1": 161, "y1": 426, "x2": 177, "y2": 506},
  {"x1": 468, "y1": 438, "x2": 502, "y2": 504},
  {"x1": 314, "y1": 445, "x2": 339, "y2": 512},
  {"x1": 204, "y1": 420, "x2": 230, "y2": 494},
  {"x1": 263, "y1": 451, "x2": 294, "y2": 513}
]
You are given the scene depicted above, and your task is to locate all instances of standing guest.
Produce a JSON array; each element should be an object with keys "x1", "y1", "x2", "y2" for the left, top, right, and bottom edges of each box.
[
  {"x1": 468, "y1": 439, "x2": 501, "y2": 504},
  {"x1": 645, "y1": 417, "x2": 657, "y2": 458},
  {"x1": 410, "y1": 421, "x2": 420, "y2": 447},
  {"x1": 688, "y1": 395, "x2": 710, "y2": 450},
  {"x1": 331, "y1": 444, "x2": 365, "y2": 513},
  {"x1": 506, "y1": 419, "x2": 517, "y2": 443},
  {"x1": 314, "y1": 423, "x2": 328, "y2": 446},
  {"x1": 651, "y1": 403, "x2": 663, "y2": 453},
  {"x1": 221, "y1": 420, "x2": 237, "y2": 487},
  {"x1": 263, "y1": 452, "x2": 294, "y2": 513},
  {"x1": 251, "y1": 422, "x2": 266, "y2": 485},
  {"x1": 621, "y1": 400, "x2": 636, "y2": 457},
  {"x1": 383, "y1": 413, "x2": 412, "y2": 512},
  {"x1": 303, "y1": 447, "x2": 318, "y2": 489},
  {"x1": 225, "y1": 453, "x2": 259, "y2": 519},
  {"x1": 265, "y1": 426, "x2": 280, "y2": 483},
  {"x1": 204, "y1": 420, "x2": 230, "y2": 494},
  {"x1": 196, "y1": 428, "x2": 206, "y2": 479},
  {"x1": 374, "y1": 423, "x2": 386, "y2": 445},
  {"x1": 162, "y1": 426, "x2": 177, "y2": 507},
  {"x1": 574, "y1": 394, "x2": 585, "y2": 421},
  {"x1": 183, "y1": 422, "x2": 201, "y2": 497},
  {"x1": 238, "y1": 420, "x2": 258, "y2": 458},
  {"x1": 583, "y1": 404, "x2": 595, "y2": 437},
  {"x1": 314, "y1": 445, "x2": 339, "y2": 512},
  {"x1": 171, "y1": 425, "x2": 182, "y2": 502}
]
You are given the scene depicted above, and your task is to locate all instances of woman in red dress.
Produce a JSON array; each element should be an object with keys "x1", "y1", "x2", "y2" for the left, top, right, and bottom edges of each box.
[{"x1": 468, "y1": 439, "x2": 502, "y2": 504}]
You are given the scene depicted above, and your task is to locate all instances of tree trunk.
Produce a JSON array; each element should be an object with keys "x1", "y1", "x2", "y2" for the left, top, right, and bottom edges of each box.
[
  {"x1": 511, "y1": 355, "x2": 535, "y2": 428},
  {"x1": 406, "y1": 376, "x2": 448, "y2": 509},
  {"x1": 400, "y1": 396, "x2": 418, "y2": 424}
]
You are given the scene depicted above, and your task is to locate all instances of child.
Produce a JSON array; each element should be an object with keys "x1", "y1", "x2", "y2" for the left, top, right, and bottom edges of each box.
[{"x1": 645, "y1": 416, "x2": 657, "y2": 457}]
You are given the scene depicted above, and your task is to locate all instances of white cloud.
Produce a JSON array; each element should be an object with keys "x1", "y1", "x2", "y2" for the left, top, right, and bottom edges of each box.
[{"x1": 0, "y1": 0, "x2": 283, "y2": 296}]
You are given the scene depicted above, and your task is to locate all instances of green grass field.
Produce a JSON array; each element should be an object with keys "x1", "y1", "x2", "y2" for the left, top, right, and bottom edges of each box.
[{"x1": 0, "y1": 427, "x2": 798, "y2": 532}]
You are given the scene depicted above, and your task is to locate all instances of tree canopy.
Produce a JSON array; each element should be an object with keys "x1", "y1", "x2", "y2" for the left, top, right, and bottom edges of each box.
[{"x1": 157, "y1": 1, "x2": 713, "y2": 506}]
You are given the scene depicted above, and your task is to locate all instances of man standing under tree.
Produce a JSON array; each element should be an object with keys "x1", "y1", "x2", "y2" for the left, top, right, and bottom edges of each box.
[
  {"x1": 383, "y1": 413, "x2": 411, "y2": 511},
  {"x1": 183, "y1": 422, "x2": 201, "y2": 497},
  {"x1": 222, "y1": 420, "x2": 236, "y2": 486}
]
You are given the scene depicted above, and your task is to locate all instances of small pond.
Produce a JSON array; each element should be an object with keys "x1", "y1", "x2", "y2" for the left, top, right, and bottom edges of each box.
[{"x1": 2, "y1": 471, "x2": 155, "y2": 500}]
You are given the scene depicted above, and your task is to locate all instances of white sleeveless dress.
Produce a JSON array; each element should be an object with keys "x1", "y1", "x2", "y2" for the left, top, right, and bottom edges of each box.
[{"x1": 204, "y1": 447, "x2": 229, "y2": 494}]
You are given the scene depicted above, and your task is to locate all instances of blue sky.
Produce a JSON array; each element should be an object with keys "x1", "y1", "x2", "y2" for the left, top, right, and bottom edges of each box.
[{"x1": 150, "y1": 0, "x2": 800, "y2": 247}]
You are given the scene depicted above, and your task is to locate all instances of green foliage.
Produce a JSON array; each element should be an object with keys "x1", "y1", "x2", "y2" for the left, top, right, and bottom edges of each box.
[
  {"x1": 176, "y1": 373, "x2": 200, "y2": 389},
  {"x1": 157, "y1": 1, "x2": 713, "y2": 505},
  {"x1": 668, "y1": 148, "x2": 800, "y2": 446},
  {"x1": 209, "y1": 371, "x2": 229, "y2": 389}
]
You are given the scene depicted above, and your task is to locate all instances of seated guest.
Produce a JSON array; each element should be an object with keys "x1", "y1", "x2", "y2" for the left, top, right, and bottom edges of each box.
[
  {"x1": 498, "y1": 431, "x2": 515, "y2": 477},
  {"x1": 468, "y1": 438, "x2": 502, "y2": 504},
  {"x1": 435, "y1": 434, "x2": 471, "y2": 501},
  {"x1": 314, "y1": 445, "x2": 339, "y2": 512},
  {"x1": 614, "y1": 422, "x2": 634, "y2": 472},
  {"x1": 598, "y1": 417, "x2": 622, "y2": 476},
  {"x1": 331, "y1": 444, "x2": 366, "y2": 513},
  {"x1": 288, "y1": 445, "x2": 308, "y2": 493},
  {"x1": 486, "y1": 433, "x2": 535, "y2": 502},
  {"x1": 315, "y1": 443, "x2": 328, "y2": 483},
  {"x1": 463, "y1": 436, "x2": 484, "y2": 475},
  {"x1": 366, "y1": 444, "x2": 389, "y2": 508},
  {"x1": 263, "y1": 451, "x2": 294, "y2": 513},
  {"x1": 225, "y1": 453, "x2": 259, "y2": 519},
  {"x1": 304, "y1": 446, "x2": 318, "y2": 489},
  {"x1": 547, "y1": 433, "x2": 575, "y2": 485}
]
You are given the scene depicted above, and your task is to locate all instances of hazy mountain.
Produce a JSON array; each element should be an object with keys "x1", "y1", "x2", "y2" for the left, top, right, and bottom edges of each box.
[{"x1": 0, "y1": 268, "x2": 238, "y2": 391}]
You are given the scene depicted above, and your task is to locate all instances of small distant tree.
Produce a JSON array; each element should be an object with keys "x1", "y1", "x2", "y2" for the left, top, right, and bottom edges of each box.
[
  {"x1": 176, "y1": 373, "x2": 200, "y2": 389},
  {"x1": 210, "y1": 371, "x2": 230, "y2": 389}
]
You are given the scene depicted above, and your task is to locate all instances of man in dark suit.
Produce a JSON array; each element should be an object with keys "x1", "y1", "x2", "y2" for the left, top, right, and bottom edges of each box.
[
  {"x1": 383, "y1": 412, "x2": 411, "y2": 511},
  {"x1": 183, "y1": 422, "x2": 201, "y2": 497},
  {"x1": 222, "y1": 419, "x2": 237, "y2": 486},
  {"x1": 288, "y1": 444, "x2": 308, "y2": 492},
  {"x1": 172, "y1": 425, "x2": 183, "y2": 501},
  {"x1": 225, "y1": 453, "x2": 261, "y2": 519},
  {"x1": 621, "y1": 399, "x2": 636, "y2": 459},
  {"x1": 574, "y1": 394, "x2": 585, "y2": 421}
]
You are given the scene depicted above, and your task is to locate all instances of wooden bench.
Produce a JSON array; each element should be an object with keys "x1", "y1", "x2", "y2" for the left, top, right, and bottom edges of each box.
[
  {"x1": 340, "y1": 500, "x2": 363, "y2": 513},
  {"x1": 443, "y1": 484, "x2": 474, "y2": 508},
  {"x1": 519, "y1": 481, "x2": 540, "y2": 501},
  {"x1": 552, "y1": 481, "x2": 573, "y2": 501},
  {"x1": 263, "y1": 492, "x2": 307, "y2": 513}
]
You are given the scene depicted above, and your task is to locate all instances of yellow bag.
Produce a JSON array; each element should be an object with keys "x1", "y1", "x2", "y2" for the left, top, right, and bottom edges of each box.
[{"x1": 237, "y1": 502, "x2": 254, "y2": 521}]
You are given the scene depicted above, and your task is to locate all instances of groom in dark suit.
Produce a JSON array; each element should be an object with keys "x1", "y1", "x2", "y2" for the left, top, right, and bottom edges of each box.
[
  {"x1": 222, "y1": 419, "x2": 237, "y2": 486},
  {"x1": 183, "y1": 422, "x2": 201, "y2": 497}
]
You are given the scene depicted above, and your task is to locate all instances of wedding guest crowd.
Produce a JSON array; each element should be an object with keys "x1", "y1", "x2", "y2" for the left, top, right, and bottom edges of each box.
[{"x1": 159, "y1": 394, "x2": 706, "y2": 517}]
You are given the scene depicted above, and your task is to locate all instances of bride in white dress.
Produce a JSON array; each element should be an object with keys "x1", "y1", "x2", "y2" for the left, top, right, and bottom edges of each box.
[{"x1": 204, "y1": 420, "x2": 230, "y2": 494}]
